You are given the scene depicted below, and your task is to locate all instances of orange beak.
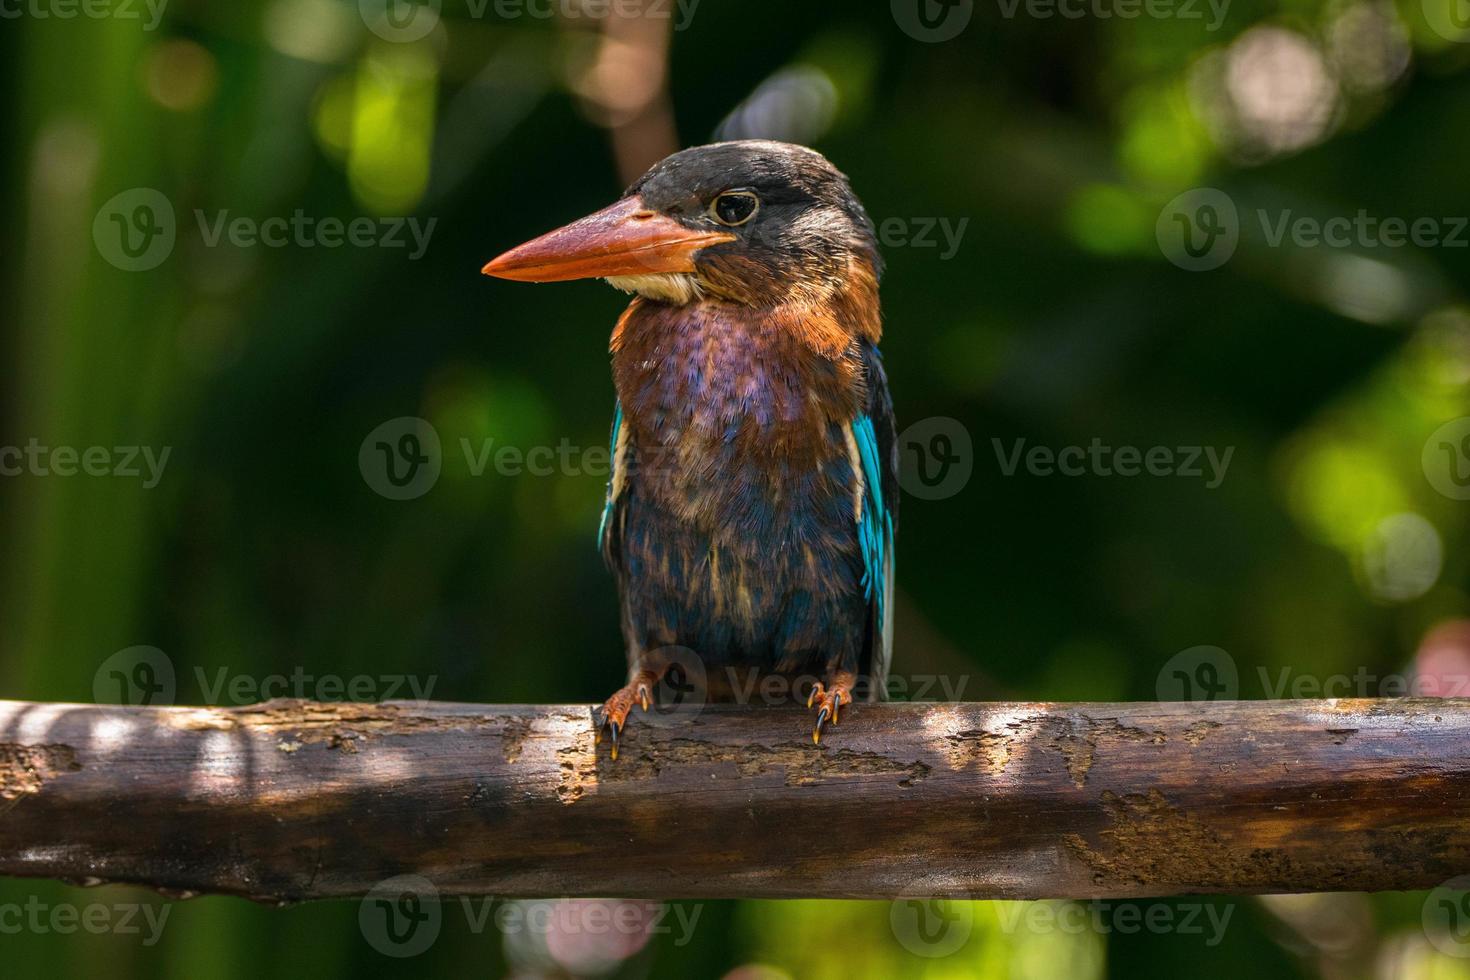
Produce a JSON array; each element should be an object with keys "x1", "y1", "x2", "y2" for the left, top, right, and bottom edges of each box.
[{"x1": 481, "y1": 196, "x2": 736, "y2": 283}]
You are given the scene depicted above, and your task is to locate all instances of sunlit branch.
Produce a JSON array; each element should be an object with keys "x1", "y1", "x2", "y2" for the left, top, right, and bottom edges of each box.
[{"x1": 0, "y1": 697, "x2": 1466, "y2": 901}]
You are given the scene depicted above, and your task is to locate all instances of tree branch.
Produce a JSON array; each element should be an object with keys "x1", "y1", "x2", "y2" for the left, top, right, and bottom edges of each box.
[{"x1": 0, "y1": 698, "x2": 1467, "y2": 901}]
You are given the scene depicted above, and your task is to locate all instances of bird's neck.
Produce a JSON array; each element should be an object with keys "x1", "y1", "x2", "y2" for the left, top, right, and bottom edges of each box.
[{"x1": 609, "y1": 264, "x2": 880, "y2": 445}]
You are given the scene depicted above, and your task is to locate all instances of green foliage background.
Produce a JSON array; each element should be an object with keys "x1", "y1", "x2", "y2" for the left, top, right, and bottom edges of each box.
[{"x1": 2, "y1": 0, "x2": 1469, "y2": 976}]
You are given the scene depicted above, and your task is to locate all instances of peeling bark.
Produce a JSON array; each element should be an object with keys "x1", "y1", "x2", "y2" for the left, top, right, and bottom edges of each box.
[{"x1": 0, "y1": 698, "x2": 1467, "y2": 901}]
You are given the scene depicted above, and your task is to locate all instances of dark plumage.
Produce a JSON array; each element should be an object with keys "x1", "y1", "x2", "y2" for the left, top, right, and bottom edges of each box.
[{"x1": 484, "y1": 140, "x2": 897, "y2": 751}]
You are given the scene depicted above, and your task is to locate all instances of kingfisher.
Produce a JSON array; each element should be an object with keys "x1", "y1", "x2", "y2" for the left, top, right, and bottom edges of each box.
[{"x1": 483, "y1": 140, "x2": 896, "y2": 754}]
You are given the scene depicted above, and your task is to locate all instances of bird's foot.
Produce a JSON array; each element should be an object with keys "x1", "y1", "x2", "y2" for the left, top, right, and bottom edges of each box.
[
  {"x1": 807, "y1": 672, "x2": 856, "y2": 745},
  {"x1": 594, "y1": 675, "x2": 656, "y2": 761}
]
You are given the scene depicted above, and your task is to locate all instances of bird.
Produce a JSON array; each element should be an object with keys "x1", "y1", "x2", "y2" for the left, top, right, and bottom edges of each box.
[{"x1": 482, "y1": 140, "x2": 896, "y2": 755}]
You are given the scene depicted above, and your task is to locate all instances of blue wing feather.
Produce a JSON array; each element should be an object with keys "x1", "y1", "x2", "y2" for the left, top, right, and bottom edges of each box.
[
  {"x1": 851, "y1": 414, "x2": 889, "y2": 620},
  {"x1": 853, "y1": 341, "x2": 897, "y2": 698},
  {"x1": 852, "y1": 407, "x2": 895, "y2": 702},
  {"x1": 598, "y1": 400, "x2": 623, "y2": 554}
]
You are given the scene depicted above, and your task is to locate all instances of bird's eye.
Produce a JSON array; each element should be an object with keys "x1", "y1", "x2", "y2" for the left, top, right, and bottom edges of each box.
[{"x1": 709, "y1": 191, "x2": 759, "y2": 227}]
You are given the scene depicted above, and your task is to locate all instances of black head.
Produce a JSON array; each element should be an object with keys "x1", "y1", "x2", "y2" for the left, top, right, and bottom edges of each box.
[
  {"x1": 625, "y1": 140, "x2": 882, "y2": 303},
  {"x1": 485, "y1": 140, "x2": 881, "y2": 308}
]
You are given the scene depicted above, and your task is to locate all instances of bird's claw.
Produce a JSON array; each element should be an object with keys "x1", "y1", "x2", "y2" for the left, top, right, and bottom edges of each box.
[
  {"x1": 594, "y1": 700, "x2": 629, "y2": 759},
  {"x1": 595, "y1": 679, "x2": 656, "y2": 761},
  {"x1": 809, "y1": 681, "x2": 850, "y2": 744},
  {"x1": 594, "y1": 714, "x2": 624, "y2": 759}
]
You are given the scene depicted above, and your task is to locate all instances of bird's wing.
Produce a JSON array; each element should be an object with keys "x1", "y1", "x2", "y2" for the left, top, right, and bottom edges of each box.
[
  {"x1": 852, "y1": 341, "x2": 898, "y2": 701},
  {"x1": 599, "y1": 399, "x2": 630, "y2": 567}
]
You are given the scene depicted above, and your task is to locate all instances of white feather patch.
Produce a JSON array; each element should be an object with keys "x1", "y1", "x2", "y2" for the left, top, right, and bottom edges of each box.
[{"x1": 604, "y1": 273, "x2": 704, "y2": 305}]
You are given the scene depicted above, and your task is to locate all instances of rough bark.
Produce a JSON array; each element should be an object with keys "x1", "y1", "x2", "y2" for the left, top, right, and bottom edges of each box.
[{"x1": 0, "y1": 697, "x2": 1466, "y2": 901}]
